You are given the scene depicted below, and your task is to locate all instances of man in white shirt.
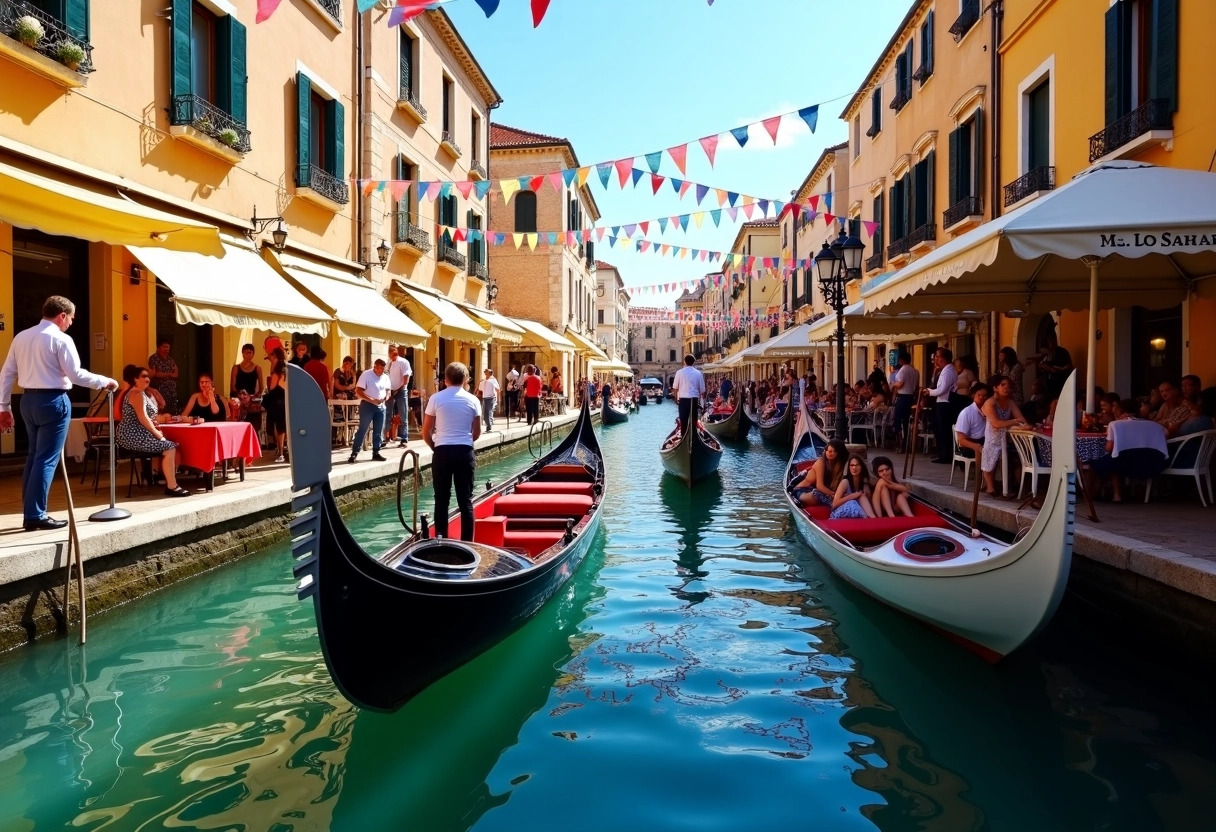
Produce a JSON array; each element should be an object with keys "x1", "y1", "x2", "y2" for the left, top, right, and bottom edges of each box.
[
  {"x1": 424, "y1": 362, "x2": 482, "y2": 541},
  {"x1": 478, "y1": 368, "x2": 500, "y2": 431},
  {"x1": 349, "y1": 359, "x2": 390, "y2": 464},
  {"x1": 923, "y1": 347, "x2": 958, "y2": 464},
  {"x1": 384, "y1": 345, "x2": 412, "y2": 448},
  {"x1": 889, "y1": 351, "x2": 919, "y2": 448},
  {"x1": 954, "y1": 382, "x2": 990, "y2": 459},
  {"x1": 671, "y1": 354, "x2": 706, "y2": 435},
  {"x1": 0, "y1": 296, "x2": 117, "y2": 530},
  {"x1": 505, "y1": 365, "x2": 520, "y2": 420}
]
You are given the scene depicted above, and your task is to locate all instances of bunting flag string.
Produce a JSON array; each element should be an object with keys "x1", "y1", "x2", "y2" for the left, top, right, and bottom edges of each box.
[{"x1": 261, "y1": 0, "x2": 718, "y2": 28}]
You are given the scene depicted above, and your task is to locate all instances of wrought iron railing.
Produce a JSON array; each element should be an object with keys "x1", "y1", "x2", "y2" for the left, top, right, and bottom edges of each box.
[
  {"x1": 438, "y1": 239, "x2": 466, "y2": 270},
  {"x1": 865, "y1": 250, "x2": 884, "y2": 273},
  {"x1": 1, "y1": 0, "x2": 94, "y2": 73},
  {"x1": 887, "y1": 236, "x2": 911, "y2": 260},
  {"x1": 440, "y1": 131, "x2": 462, "y2": 156},
  {"x1": 943, "y1": 195, "x2": 982, "y2": 228},
  {"x1": 393, "y1": 213, "x2": 430, "y2": 252},
  {"x1": 469, "y1": 159, "x2": 486, "y2": 179},
  {"x1": 1088, "y1": 98, "x2": 1173, "y2": 162},
  {"x1": 398, "y1": 64, "x2": 426, "y2": 118},
  {"x1": 1003, "y1": 166, "x2": 1055, "y2": 207},
  {"x1": 908, "y1": 223, "x2": 936, "y2": 247},
  {"x1": 169, "y1": 94, "x2": 251, "y2": 153},
  {"x1": 949, "y1": 0, "x2": 980, "y2": 41},
  {"x1": 316, "y1": 0, "x2": 341, "y2": 23},
  {"x1": 296, "y1": 163, "x2": 350, "y2": 205},
  {"x1": 469, "y1": 260, "x2": 488, "y2": 280}
]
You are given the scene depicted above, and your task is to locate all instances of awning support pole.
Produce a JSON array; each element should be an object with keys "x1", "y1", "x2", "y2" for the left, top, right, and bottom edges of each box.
[{"x1": 1083, "y1": 257, "x2": 1101, "y2": 413}]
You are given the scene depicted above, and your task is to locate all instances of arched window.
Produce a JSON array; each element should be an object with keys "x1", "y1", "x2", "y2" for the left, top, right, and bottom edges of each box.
[{"x1": 514, "y1": 191, "x2": 537, "y2": 233}]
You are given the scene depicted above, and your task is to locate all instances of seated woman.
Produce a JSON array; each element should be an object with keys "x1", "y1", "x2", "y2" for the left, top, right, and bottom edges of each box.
[
  {"x1": 332, "y1": 356, "x2": 357, "y2": 400},
  {"x1": 870, "y1": 455, "x2": 914, "y2": 517},
  {"x1": 830, "y1": 454, "x2": 876, "y2": 519},
  {"x1": 181, "y1": 373, "x2": 227, "y2": 423},
  {"x1": 792, "y1": 439, "x2": 846, "y2": 509},
  {"x1": 116, "y1": 367, "x2": 190, "y2": 497},
  {"x1": 114, "y1": 364, "x2": 166, "y2": 421}
]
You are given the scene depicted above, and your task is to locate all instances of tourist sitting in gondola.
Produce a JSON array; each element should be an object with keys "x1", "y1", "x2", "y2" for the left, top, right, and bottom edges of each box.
[
  {"x1": 870, "y1": 455, "x2": 914, "y2": 518},
  {"x1": 791, "y1": 438, "x2": 846, "y2": 508},
  {"x1": 829, "y1": 454, "x2": 876, "y2": 519}
]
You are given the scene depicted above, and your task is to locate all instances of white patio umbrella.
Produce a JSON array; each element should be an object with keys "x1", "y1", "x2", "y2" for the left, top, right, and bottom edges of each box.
[{"x1": 861, "y1": 161, "x2": 1216, "y2": 410}]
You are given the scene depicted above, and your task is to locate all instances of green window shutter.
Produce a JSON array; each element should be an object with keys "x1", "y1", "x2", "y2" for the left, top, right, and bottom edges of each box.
[
  {"x1": 925, "y1": 150, "x2": 935, "y2": 221},
  {"x1": 925, "y1": 11, "x2": 933, "y2": 74},
  {"x1": 972, "y1": 109, "x2": 984, "y2": 200},
  {"x1": 227, "y1": 17, "x2": 247, "y2": 124},
  {"x1": 63, "y1": 0, "x2": 88, "y2": 40},
  {"x1": 948, "y1": 128, "x2": 959, "y2": 206},
  {"x1": 1104, "y1": 4, "x2": 1126, "y2": 126},
  {"x1": 171, "y1": 0, "x2": 192, "y2": 101},
  {"x1": 874, "y1": 193, "x2": 884, "y2": 251},
  {"x1": 327, "y1": 99, "x2": 344, "y2": 177},
  {"x1": 1152, "y1": 0, "x2": 1178, "y2": 112},
  {"x1": 296, "y1": 72, "x2": 311, "y2": 186}
]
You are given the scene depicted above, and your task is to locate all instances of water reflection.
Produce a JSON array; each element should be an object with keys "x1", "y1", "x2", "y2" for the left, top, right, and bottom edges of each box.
[{"x1": 658, "y1": 473, "x2": 721, "y2": 605}]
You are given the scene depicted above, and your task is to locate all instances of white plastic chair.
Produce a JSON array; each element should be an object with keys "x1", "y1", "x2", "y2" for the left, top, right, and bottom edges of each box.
[
  {"x1": 850, "y1": 409, "x2": 877, "y2": 446},
  {"x1": 949, "y1": 423, "x2": 975, "y2": 490},
  {"x1": 918, "y1": 412, "x2": 935, "y2": 455},
  {"x1": 1149, "y1": 429, "x2": 1216, "y2": 506},
  {"x1": 1009, "y1": 430, "x2": 1050, "y2": 499}
]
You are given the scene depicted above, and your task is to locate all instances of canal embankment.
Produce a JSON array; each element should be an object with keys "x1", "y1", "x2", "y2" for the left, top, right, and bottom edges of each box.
[{"x1": 0, "y1": 412, "x2": 583, "y2": 652}]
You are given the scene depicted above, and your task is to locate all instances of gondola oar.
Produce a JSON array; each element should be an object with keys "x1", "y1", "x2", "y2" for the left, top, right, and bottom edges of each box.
[{"x1": 904, "y1": 393, "x2": 924, "y2": 480}]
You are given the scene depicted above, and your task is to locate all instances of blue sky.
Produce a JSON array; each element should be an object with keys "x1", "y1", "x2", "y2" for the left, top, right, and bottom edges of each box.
[{"x1": 444, "y1": 0, "x2": 913, "y2": 306}]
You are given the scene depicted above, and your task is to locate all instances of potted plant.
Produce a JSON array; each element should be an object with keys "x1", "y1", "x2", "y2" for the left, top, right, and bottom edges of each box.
[
  {"x1": 217, "y1": 128, "x2": 240, "y2": 149},
  {"x1": 12, "y1": 15, "x2": 45, "y2": 47},
  {"x1": 53, "y1": 40, "x2": 85, "y2": 71}
]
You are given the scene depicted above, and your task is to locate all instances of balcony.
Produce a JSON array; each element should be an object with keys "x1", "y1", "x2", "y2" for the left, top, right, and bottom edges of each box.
[
  {"x1": 949, "y1": 0, "x2": 980, "y2": 42},
  {"x1": 437, "y1": 239, "x2": 466, "y2": 273},
  {"x1": 943, "y1": 195, "x2": 983, "y2": 234},
  {"x1": 0, "y1": 0, "x2": 94, "y2": 86},
  {"x1": 392, "y1": 213, "x2": 431, "y2": 255},
  {"x1": 469, "y1": 159, "x2": 487, "y2": 181},
  {"x1": 295, "y1": 163, "x2": 350, "y2": 211},
  {"x1": 306, "y1": 0, "x2": 341, "y2": 27},
  {"x1": 469, "y1": 260, "x2": 488, "y2": 281},
  {"x1": 397, "y1": 91, "x2": 426, "y2": 124},
  {"x1": 1088, "y1": 99, "x2": 1174, "y2": 163},
  {"x1": 439, "y1": 130, "x2": 462, "y2": 158},
  {"x1": 908, "y1": 222, "x2": 936, "y2": 252},
  {"x1": 1003, "y1": 166, "x2": 1055, "y2": 209},
  {"x1": 887, "y1": 236, "x2": 912, "y2": 263},
  {"x1": 169, "y1": 94, "x2": 251, "y2": 162},
  {"x1": 864, "y1": 250, "x2": 884, "y2": 274}
]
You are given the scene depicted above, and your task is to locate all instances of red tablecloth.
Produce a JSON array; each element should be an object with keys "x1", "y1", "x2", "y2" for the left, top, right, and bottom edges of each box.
[{"x1": 160, "y1": 422, "x2": 260, "y2": 473}]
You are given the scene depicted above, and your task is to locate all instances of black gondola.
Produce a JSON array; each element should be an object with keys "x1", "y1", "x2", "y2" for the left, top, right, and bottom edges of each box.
[
  {"x1": 601, "y1": 400, "x2": 630, "y2": 424},
  {"x1": 659, "y1": 398, "x2": 723, "y2": 485},
  {"x1": 285, "y1": 365, "x2": 605, "y2": 712},
  {"x1": 637, "y1": 392, "x2": 648, "y2": 406},
  {"x1": 753, "y1": 393, "x2": 795, "y2": 448},
  {"x1": 702, "y1": 393, "x2": 753, "y2": 442}
]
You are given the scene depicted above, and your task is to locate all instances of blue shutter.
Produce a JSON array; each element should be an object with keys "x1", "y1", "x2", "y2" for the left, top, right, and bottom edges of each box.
[
  {"x1": 171, "y1": 0, "x2": 192, "y2": 101},
  {"x1": 327, "y1": 99, "x2": 344, "y2": 177},
  {"x1": 948, "y1": 127, "x2": 960, "y2": 206},
  {"x1": 296, "y1": 72, "x2": 311, "y2": 187},
  {"x1": 63, "y1": 0, "x2": 88, "y2": 40},
  {"x1": 925, "y1": 149, "x2": 935, "y2": 222},
  {"x1": 226, "y1": 17, "x2": 247, "y2": 124},
  {"x1": 972, "y1": 109, "x2": 984, "y2": 201},
  {"x1": 1152, "y1": 0, "x2": 1178, "y2": 112},
  {"x1": 1104, "y1": 4, "x2": 1126, "y2": 126}
]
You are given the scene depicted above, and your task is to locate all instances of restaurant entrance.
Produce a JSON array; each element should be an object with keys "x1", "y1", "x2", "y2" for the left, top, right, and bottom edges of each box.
[
  {"x1": 1131, "y1": 305, "x2": 1182, "y2": 396},
  {"x1": 155, "y1": 284, "x2": 212, "y2": 412}
]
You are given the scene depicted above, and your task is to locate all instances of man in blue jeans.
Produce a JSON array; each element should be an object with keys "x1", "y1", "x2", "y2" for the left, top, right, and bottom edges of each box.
[
  {"x1": 0, "y1": 296, "x2": 117, "y2": 531},
  {"x1": 349, "y1": 359, "x2": 390, "y2": 464}
]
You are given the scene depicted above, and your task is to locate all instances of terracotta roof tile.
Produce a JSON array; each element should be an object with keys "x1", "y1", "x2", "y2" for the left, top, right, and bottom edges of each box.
[{"x1": 489, "y1": 123, "x2": 568, "y2": 148}]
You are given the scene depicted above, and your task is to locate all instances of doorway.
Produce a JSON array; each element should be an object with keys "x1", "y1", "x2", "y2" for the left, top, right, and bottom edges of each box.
[
  {"x1": 1131, "y1": 305, "x2": 1181, "y2": 396},
  {"x1": 156, "y1": 284, "x2": 213, "y2": 412}
]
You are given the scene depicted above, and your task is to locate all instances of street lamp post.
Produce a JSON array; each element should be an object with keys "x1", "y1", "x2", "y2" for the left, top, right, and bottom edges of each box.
[{"x1": 814, "y1": 226, "x2": 866, "y2": 441}]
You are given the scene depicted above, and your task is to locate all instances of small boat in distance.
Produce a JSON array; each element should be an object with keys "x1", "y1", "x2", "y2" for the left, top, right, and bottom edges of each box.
[
  {"x1": 659, "y1": 398, "x2": 723, "y2": 485},
  {"x1": 784, "y1": 374, "x2": 1078, "y2": 661},
  {"x1": 703, "y1": 393, "x2": 753, "y2": 442},
  {"x1": 639, "y1": 377, "x2": 664, "y2": 403},
  {"x1": 284, "y1": 365, "x2": 606, "y2": 712},
  {"x1": 754, "y1": 392, "x2": 795, "y2": 448},
  {"x1": 602, "y1": 400, "x2": 630, "y2": 424}
]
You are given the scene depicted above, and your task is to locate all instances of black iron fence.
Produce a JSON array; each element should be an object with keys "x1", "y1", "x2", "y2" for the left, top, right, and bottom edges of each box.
[
  {"x1": 1, "y1": 0, "x2": 94, "y2": 73},
  {"x1": 170, "y1": 94, "x2": 251, "y2": 153},
  {"x1": 1088, "y1": 99, "x2": 1173, "y2": 163},
  {"x1": 296, "y1": 163, "x2": 350, "y2": 205},
  {"x1": 1002, "y1": 166, "x2": 1055, "y2": 208}
]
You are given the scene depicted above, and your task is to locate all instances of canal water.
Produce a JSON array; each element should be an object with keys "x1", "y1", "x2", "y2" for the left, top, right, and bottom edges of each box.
[{"x1": 1, "y1": 404, "x2": 1213, "y2": 831}]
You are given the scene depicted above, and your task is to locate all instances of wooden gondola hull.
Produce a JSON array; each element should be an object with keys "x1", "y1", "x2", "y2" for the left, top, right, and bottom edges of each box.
[
  {"x1": 703, "y1": 395, "x2": 753, "y2": 442},
  {"x1": 602, "y1": 403, "x2": 630, "y2": 424},
  {"x1": 659, "y1": 400, "x2": 722, "y2": 485},
  {"x1": 757, "y1": 398, "x2": 794, "y2": 447}
]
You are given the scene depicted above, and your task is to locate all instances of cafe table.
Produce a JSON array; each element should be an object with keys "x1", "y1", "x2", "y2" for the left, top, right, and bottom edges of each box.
[
  {"x1": 1031, "y1": 426, "x2": 1109, "y2": 468},
  {"x1": 160, "y1": 421, "x2": 261, "y2": 490}
]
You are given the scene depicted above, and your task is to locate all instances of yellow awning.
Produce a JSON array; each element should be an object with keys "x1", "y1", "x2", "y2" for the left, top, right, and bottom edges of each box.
[
  {"x1": 127, "y1": 241, "x2": 330, "y2": 334},
  {"x1": 563, "y1": 327, "x2": 609, "y2": 360},
  {"x1": 1, "y1": 159, "x2": 223, "y2": 255},
  {"x1": 391, "y1": 281, "x2": 490, "y2": 343},
  {"x1": 458, "y1": 303, "x2": 525, "y2": 345},
  {"x1": 512, "y1": 318, "x2": 575, "y2": 352},
  {"x1": 268, "y1": 251, "x2": 428, "y2": 348},
  {"x1": 587, "y1": 359, "x2": 633, "y2": 377}
]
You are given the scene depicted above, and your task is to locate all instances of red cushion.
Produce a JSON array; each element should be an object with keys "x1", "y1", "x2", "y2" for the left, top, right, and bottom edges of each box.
[
  {"x1": 817, "y1": 514, "x2": 951, "y2": 546},
  {"x1": 502, "y1": 530, "x2": 565, "y2": 557},
  {"x1": 474, "y1": 516, "x2": 507, "y2": 548},
  {"x1": 494, "y1": 493, "x2": 592, "y2": 518},
  {"x1": 801, "y1": 504, "x2": 831, "y2": 520},
  {"x1": 513, "y1": 481, "x2": 595, "y2": 499},
  {"x1": 538, "y1": 463, "x2": 593, "y2": 482},
  {"x1": 793, "y1": 460, "x2": 816, "y2": 475}
]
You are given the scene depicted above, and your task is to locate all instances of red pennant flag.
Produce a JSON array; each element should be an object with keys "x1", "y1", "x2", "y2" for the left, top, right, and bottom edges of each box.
[
  {"x1": 453, "y1": 229, "x2": 467, "y2": 243},
  {"x1": 255, "y1": 0, "x2": 283, "y2": 23},
  {"x1": 614, "y1": 158, "x2": 633, "y2": 187},
  {"x1": 808, "y1": 195, "x2": 820, "y2": 211},
  {"x1": 639, "y1": 221, "x2": 650, "y2": 236},
  {"x1": 639, "y1": 241, "x2": 652, "y2": 253},
  {"x1": 531, "y1": 0, "x2": 551, "y2": 27},
  {"x1": 699, "y1": 134, "x2": 719, "y2": 167},
  {"x1": 863, "y1": 220, "x2": 879, "y2": 238},
  {"x1": 762, "y1": 116, "x2": 782, "y2": 144},
  {"x1": 667, "y1": 144, "x2": 688, "y2": 176},
  {"x1": 528, "y1": 175, "x2": 544, "y2": 192},
  {"x1": 455, "y1": 181, "x2": 475, "y2": 199},
  {"x1": 823, "y1": 213, "x2": 835, "y2": 226}
]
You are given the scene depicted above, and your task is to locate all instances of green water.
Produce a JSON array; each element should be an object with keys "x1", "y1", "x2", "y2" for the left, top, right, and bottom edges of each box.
[{"x1": 1, "y1": 405, "x2": 1213, "y2": 831}]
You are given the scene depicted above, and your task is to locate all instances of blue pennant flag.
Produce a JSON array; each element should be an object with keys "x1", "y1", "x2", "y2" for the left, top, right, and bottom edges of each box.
[
  {"x1": 798, "y1": 105, "x2": 819, "y2": 133},
  {"x1": 546, "y1": 232, "x2": 558, "y2": 246},
  {"x1": 658, "y1": 217, "x2": 669, "y2": 232},
  {"x1": 645, "y1": 152, "x2": 662, "y2": 174},
  {"x1": 630, "y1": 168, "x2": 644, "y2": 187},
  {"x1": 611, "y1": 225, "x2": 621, "y2": 237},
  {"x1": 357, "y1": 0, "x2": 378, "y2": 11},
  {"x1": 710, "y1": 209, "x2": 722, "y2": 227},
  {"x1": 439, "y1": 182, "x2": 453, "y2": 198},
  {"x1": 562, "y1": 168, "x2": 578, "y2": 188},
  {"x1": 730, "y1": 125, "x2": 749, "y2": 147},
  {"x1": 494, "y1": 232, "x2": 506, "y2": 245},
  {"x1": 669, "y1": 178, "x2": 683, "y2": 194},
  {"x1": 517, "y1": 176, "x2": 531, "y2": 191},
  {"x1": 727, "y1": 191, "x2": 739, "y2": 207},
  {"x1": 757, "y1": 199, "x2": 769, "y2": 216},
  {"x1": 472, "y1": 0, "x2": 501, "y2": 16},
  {"x1": 695, "y1": 184, "x2": 709, "y2": 204},
  {"x1": 597, "y1": 163, "x2": 613, "y2": 188},
  {"x1": 678, "y1": 215, "x2": 689, "y2": 231},
  {"x1": 823, "y1": 193, "x2": 833, "y2": 212},
  {"x1": 474, "y1": 180, "x2": 492, "y2": 199}
]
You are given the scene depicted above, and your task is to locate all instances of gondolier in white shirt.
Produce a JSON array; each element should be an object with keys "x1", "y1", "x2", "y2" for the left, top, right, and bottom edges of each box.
[
  {"x1": 671, "y1": 354, "x2": 706, "y2": 435},
  {"x1": 424, "y1": 362, "x2": 482, "y2": 541},
  {"x1": 0, "y1": 296, "x2": 118, "y2": 531}
]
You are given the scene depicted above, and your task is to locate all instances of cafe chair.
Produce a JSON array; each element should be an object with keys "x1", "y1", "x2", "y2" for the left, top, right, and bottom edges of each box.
[
  {"x1": 850, "y1": 409, "x2": 877, "y2": 446},
  {"x1": 121, "y1": 448, "x2": 164, "y2": 497},
  {"x1": 1148, "y1": 429, "x2": 1216, "y2": 506},
  {"x1": 1009, "y1": 430, "x2": 1050, "y2": 499},
  {"x1": 949, "y1": 425, "x2": 975, "y2": 490}
]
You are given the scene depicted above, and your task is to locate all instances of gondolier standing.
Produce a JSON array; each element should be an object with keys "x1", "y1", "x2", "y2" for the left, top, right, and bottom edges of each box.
[
  {"x1": 672, "y1": 354, "x2": 706, "y2": 435},
  {"x1": 0, "y1": 296, "x2": 118, "y2": 531},
  {"x1": 424, "y1": 362, "x2": 482, "y2": 541}
]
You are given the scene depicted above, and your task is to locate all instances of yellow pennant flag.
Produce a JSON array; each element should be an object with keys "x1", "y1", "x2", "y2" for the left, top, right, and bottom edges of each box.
[
  {"x1": 576, "y1": 167, "x2": 591, "y2": 188},
  {"x1": 512, "y1": 233, "x2": 524, "y2": 249},
  {"x1": 500, "y1": 178, "x2": 521, "y2": 203},
  {"x1": 692, "y1": 212, "x2": 705, "y2": 230},
  {"x1": 526, "y1": 233, "x2": 539, "y2": 251}
]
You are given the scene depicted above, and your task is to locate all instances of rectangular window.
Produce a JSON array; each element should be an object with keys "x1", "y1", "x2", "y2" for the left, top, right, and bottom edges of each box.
[
  {"x1": 852, "y1": 116, "x2": 861, "y2": 158},
  {"x1": 916, "y1": 11, "x2": 934, "y2": 84},
  {"x1": 467, "y1": 210, "x2": 484, "y2": 264},
  {"x1": 645, "y1": 326, "x2": 653, "y2": 339},
  {"x1": 394, "y1": 155, "x2": 416, "y2": 241},
  {"x1": 873, "y1": 192, "x2": 885, "y2": 253},
  {"x1": 170, "y1": 0, "x2": 248, "y2": 147},
  {"x1": 190, "y1": 4, "x2": 215, "y2": 102},
  {"x1": 471, "y1": 111, "x2": 481, "y2": 161},
  {"x1": 598, "y1": 309, "x2": 604, "y2": 325},
  {"x1": 670, "y1": 326, "x2": 676, "y2": 338},
  {"x1": 669, "y1": 349, "x2": 677, "y2": 362},
  {"x1": 295, "y1": 72, "x2": 347, "y2": 201},
  {"x1": 868, "y1": 88, "x2": 882, "y2": 136},
  {"x1": 438, "y1": 194, "x2": 458, "y2": 244},
  {"x1": 948, "y1": 110, "x2": 985, "y2": 205},
  {"x1": 890, "y1": 177, "x2": 908, "y2": 241},
  {"x1": 1028, "y1": 79, "x2": 1051, "y2": 170},
  {"x1": 912, "y1": 152, "x2": 934, "y2": 230},
  {"x1": 1105, "y1": 0, "x2": 1177, "y2": 123},
  {"x1": 399, "y1": 30, "x2": 416, "y2": 99},
  {"x1": 645, "y1": 349, "x2": 653, "y2": 362},
  {"x1": 442, "y1": 75, "x2": 453, "y2": 134}
]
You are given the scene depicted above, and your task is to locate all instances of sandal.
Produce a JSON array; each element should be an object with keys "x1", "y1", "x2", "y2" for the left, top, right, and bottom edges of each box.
[{"x1": 164, "y1": 486, "x2": 191, "y2": 497}]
